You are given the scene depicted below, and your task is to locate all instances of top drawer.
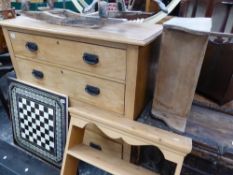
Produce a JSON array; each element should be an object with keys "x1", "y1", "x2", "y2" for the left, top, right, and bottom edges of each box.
[{"x1": 9, "y1": 32, "x2": 126, "y2": 82}]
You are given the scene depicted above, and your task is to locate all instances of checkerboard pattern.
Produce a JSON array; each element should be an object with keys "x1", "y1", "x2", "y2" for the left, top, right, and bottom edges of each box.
[
  {"x1": 9, "y1": 79, "x2": 68, "y2": 166},
  {"x1": 18, "y1": 97, "x2": 55, "y2": 153}
]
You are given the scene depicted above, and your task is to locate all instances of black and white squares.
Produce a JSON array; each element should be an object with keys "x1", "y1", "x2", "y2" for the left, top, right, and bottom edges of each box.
[
  {"x1": 18, "y1": 97, "x2": 55, "y2": 153},
  {"x1": 9, "y1": 79, "x2": 68, "y2": 166}
]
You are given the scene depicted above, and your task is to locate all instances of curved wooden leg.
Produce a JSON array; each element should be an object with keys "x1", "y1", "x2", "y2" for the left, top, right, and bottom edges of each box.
[{"x1": 61, "y1": 118, "x2": 85, "y2": 175}]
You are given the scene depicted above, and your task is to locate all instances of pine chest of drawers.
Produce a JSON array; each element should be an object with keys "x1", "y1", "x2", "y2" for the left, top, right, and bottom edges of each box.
[{"x1": 1, "y1": 16, "x2": 162, "y2": 160}]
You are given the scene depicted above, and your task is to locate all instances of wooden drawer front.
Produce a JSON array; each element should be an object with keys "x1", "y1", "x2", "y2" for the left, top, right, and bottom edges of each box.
[
  {"x1": 10, "y1": 32, "x2": 126, "y2": 81},
  {"x1": 16, "y1": 58, "x2": 125, "y2": 114},
  {"x1": 83, "y1": 125, "x2": 123, "y2": 159}
]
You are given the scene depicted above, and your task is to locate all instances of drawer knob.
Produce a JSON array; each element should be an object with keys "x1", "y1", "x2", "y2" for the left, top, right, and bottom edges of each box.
[
  {"x1": 32, "y1": 69, "x2": 44, "y2": 79},
  {"x1": 26, "y1": 42, "x2": 38, "y2": 52},
  {"x1": 85, "y1": 85, "x2": 100, "y2": 96},
  {"x1": 83, "y1": 53, "x2": 99, "y2": 65}
]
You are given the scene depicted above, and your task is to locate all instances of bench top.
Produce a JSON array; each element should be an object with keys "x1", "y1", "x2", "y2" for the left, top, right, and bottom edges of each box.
[{"x1": 69, "y1": 106, "x2": 192, "y2": 156}]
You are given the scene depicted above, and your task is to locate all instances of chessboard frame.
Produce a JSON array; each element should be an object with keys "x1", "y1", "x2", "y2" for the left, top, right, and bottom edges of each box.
[{"x1": 9, "y1": 78, "x2": 68, "y2": 166}]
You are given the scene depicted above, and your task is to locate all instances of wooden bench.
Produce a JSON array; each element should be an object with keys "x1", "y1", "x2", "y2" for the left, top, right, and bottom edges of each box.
[{"x1": 61, "y1": 106, "x2": 192, "y2": 175}]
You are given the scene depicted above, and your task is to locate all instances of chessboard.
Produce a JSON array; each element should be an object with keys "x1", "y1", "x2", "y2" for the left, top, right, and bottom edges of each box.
[{"x1": 9, "y1": 79, "x2": 68, "y2": 166}]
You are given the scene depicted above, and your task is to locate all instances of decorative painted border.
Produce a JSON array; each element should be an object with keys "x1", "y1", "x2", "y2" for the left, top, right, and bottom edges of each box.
[{"x1": 9, "y1": 79, "x2": 68, "y2": 166}]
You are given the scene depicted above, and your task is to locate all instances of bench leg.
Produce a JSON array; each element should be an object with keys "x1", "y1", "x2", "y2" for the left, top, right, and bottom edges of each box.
[
  {"x1": 61, "y1": 118, "x2": 85, "y2": 175},
  {"x1": 174, "y1": 157, "x2": 184, "y2": 175}
]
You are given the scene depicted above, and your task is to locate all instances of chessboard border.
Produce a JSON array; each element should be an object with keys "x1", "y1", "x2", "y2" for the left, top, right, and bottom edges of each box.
[{"x1": 8, "y1": 78, "x2": 68, "y2": 166}]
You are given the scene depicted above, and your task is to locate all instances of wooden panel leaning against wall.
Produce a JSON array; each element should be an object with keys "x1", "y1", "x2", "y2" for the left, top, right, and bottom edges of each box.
[{"x1": 152, "y1": 17, "x2": 212, "y2": 132}]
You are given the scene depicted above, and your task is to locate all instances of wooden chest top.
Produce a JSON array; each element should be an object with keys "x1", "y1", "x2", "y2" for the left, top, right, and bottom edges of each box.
[{"x1": 0, "y1": 16, "x2": 163, "y2": 46}]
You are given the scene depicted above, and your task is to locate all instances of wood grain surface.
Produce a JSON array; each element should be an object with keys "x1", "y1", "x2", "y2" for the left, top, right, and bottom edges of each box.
[
  {"x1": 16, "y1": 58, "x2": 125, "y2": 114},
  {"x1": 152, "y1": 24, "x2": 209, "y2": 132},
  {"x1": 10, "y1": 31, "x2": 127, "y2": 82},
  {"x1": 0, "y1": 16, "x2": 163, "y2": 46}
]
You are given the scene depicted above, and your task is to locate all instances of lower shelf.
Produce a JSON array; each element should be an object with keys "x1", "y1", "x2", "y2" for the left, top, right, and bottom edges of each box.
[{"x1": 67, "y1": 144, "x2": 158, "y2": 175}]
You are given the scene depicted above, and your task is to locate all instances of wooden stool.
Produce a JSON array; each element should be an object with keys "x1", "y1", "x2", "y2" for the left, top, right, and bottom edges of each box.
[{"x1": 61, "y1": 107, "x2": 192, "y2": 175}]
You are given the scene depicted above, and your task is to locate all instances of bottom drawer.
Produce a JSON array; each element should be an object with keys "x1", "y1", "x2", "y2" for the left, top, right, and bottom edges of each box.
[
  {"x1": 83, "y1": 124, "x2": 123, "y2": 159},
  {"x1": 16, "y1": 58, "x2": 125, "y2": 114}
]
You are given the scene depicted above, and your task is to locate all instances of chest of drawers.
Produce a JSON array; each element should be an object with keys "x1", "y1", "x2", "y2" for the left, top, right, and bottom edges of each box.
[{"x1": 1, "y1": 16, "x2": 162, "y2": 160}]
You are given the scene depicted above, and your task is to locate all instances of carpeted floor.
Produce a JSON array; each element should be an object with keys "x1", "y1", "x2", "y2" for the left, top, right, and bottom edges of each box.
[
  {"x1": 0, "y1": 138, "x2": 60, "y2": 175},
  {"x1": 0, "y1": 103, "x2": 13, "y2": 144}
]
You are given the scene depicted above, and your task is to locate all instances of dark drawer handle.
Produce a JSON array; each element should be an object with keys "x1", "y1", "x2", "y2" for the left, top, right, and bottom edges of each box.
[
  {"x1": 32, "y1": 69, "x2": 44, "y2": 79},
  {"x1": 25, "y1": 42, "x2": 38, "y2": 52},
  {"x1": 85, "y1": 85, "x2": 100, "y2": 96},
  {"x1": 90, "y1": 142, "x2": 102, "y2": 151},
  {"x1": 83, "y1": 53, "x2": 99, "y2": 65}
]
